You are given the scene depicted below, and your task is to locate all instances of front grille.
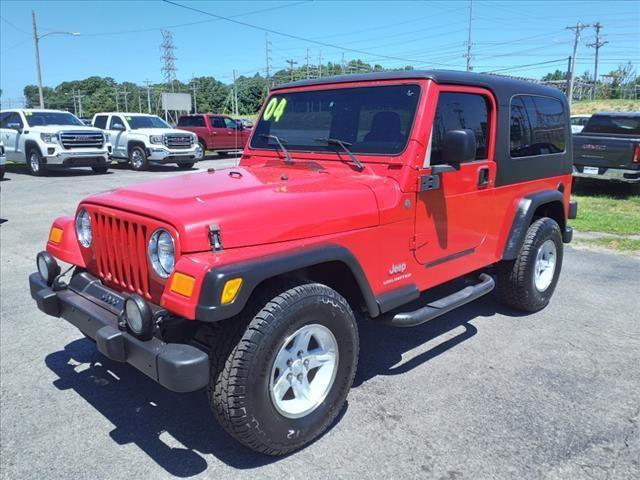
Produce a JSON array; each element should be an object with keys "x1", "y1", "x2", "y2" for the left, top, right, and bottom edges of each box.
[
  {"x1": 92, "y1": 212, "x2": 151, "y2": 299},
  {"x1": 164, "y1": 134, "x2": 193, "y2": 149},
  {"x1": 60, "y1": 131, "x2": 104, "y2": 149}
]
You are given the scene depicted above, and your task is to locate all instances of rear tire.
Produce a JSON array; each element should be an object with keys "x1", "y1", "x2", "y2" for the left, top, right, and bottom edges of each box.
[
  {"x1": 92, "y1": 166, "x2": 109, "y2": 174},
  {"x1": 129, "y1": 146, "x2": 148, "y2": 171},
  {"x1": 27, "y1": 148, "x2": 46, "y2": 176},
  {"x1": 0, "y1": 166, "x2": 5, "y2": 180},
  {"x1": 496, "y1": 217, "x2": 563, "y2": 312},
  {"x1": 207, "y1": 281, "x2": 359, "y2": 455}
]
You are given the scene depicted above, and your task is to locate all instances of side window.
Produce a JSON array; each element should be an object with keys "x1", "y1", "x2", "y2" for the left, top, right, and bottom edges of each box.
[
  {"x1": 210, "y1": 116, "x2": 226, "y2": 128},
  {"x1": 109, "y1": 115, "x2": 125, "y2": 130},
  {"x1": 510, "y1": 95, "x2": 566, "y2": 158},
  {"x1": 177, "y1": 116, "x2": 191, "y2": 127},
  {"x1": 0, "y1": 112, "x2": 11, "y2": 128},
  {"x1": 93, "y1": 115, "x2": 108, "y2": 129},
  {"x1": 192, "y1": 116, "x2": 205, "y2": 127},
  {"x1": 429, "y1": 92, "x2": 489, "y2": 166},
  {"x1": 2, "y1": 112, "x2": 24, "y2": 129},
  {"x1": 223, "y1": 117, "x2": 237, "y2": 129}
]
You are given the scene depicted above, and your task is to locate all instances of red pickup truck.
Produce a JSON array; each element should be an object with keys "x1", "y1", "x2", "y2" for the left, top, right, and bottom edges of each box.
[
  {"x1": 31, "y1": 71, "x2": 577, "y2": 456},
  {"x1": 177, "y1": 114, "x2": 251, "y2": 158}
]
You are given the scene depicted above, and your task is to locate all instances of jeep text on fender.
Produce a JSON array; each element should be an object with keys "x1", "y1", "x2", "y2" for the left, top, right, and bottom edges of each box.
[{"x1": 30, "y1": 71, "x2": 577, "y2": 456}]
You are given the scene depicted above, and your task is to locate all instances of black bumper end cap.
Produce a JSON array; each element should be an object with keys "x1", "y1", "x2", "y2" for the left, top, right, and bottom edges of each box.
[
  {"x1": 96, "y1": 326, "x2": 126, "y2": 362},
  {"x1": 30, "y1": 273, "x2": 61, "y2": 317},
  {"x1": 157, "y1": 344, "x2": 210, "y2": 393},
  {"x1": 563, "y1": 225, "x2": 573, "y2": 244},
  {"x1": 569, "y1": 200, "x2": 578, "y2": 220}
]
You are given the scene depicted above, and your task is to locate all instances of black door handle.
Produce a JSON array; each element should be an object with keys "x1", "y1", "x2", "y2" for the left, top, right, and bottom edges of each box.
[{"x1": 478, "y1": 167, "x2": 490, "y2": 187}]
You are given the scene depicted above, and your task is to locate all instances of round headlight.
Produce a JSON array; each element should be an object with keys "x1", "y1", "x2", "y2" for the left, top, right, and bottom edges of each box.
[
  {"x1": 75, "y1": 209, "x2": 92, "y2": 247},
  {"x1": 148, "y1": 229, "x2": 175, "y2": 278}
]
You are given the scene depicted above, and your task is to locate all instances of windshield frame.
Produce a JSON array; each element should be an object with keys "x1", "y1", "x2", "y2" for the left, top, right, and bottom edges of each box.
[
  {"x1": 24, "y1": 111, "x2": 84, "y2": 127},
  {"x1": 248, "y1": 80, "x2": 424, "y2": 161},
  {"x1": 126, "y1": 115, "x2": 171, "y2": 130}
]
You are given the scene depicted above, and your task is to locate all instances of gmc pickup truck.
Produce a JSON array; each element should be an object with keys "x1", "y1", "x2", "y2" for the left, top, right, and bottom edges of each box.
[{"x1": 573, "y1": 112, "x2": 640, "y2": 183}]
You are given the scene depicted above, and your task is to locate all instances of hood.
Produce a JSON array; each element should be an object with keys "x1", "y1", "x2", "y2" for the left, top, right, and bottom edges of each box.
[
  {"x1": 129, "y1": 128, "x2": 193, "y2": 137},
  {"x1": 30, "y1": 125, "x2": 103, "y2": 134},
  {"x1": 84, "y1": 165, "x2": 382, "y2": 252}
]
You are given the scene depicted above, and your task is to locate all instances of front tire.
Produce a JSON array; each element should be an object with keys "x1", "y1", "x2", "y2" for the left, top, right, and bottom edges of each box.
[
  {"x1": 27, "y1": 148, "x2": 46, "y2": 176},
  {"x1": 496, "y1": 217, "x2": 563, "y2": 312},
  {"x1": 207, "y1": 281, "x2": 359, "y2": 455},
  {"x1": 177, "y1": 162, "x2": 194, "y2": 170},
  {"x1": 129, "y1": 146, "x2": 148, "y2": 171},
  {"x1": 92, "y1": 166, "x2": 109, "y2": 174}
]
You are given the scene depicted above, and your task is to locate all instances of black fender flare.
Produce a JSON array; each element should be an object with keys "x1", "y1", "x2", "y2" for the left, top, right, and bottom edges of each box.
[
  {"x1": 195, "y1": 245, "x2": 379, "y2": 322},
  {"x1": 127, "y1": 140, "x2": 147, "y2": 157},
  {"x1": 502, "y1": 190, "x2": 566, "y2": 260},
  {"x1": 24, "y1": 140, "x2": 43, "y2": 161}
]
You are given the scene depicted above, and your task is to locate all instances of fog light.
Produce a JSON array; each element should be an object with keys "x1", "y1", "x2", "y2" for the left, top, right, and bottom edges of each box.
[
  {"x1": 124, "y1": 294, "x2": 154, "y2": 340},
  {"x1": 221, "y1": 278, "x2": 243, "y2": 305},
  {"x1": 37, "y1": 251, "x2": 60, "y2": 286}
]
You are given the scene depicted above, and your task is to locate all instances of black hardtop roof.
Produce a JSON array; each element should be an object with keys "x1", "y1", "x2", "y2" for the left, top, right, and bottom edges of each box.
[{"x1": 273, "y1": 69, "x2": 566, "y2": 104}]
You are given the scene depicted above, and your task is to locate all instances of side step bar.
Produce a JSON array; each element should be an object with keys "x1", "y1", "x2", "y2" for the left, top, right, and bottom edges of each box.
[{"x1": 384, "y1": 273, "x2": 495, "y2": 328}]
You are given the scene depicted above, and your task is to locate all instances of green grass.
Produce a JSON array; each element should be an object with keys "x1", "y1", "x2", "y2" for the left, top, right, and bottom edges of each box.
[
  {"x1": 570, "y1": 194, "x2": 640, "y2": 235},
  {"x1": 572, "y1": 99, "x2": 640, "y2": 115},
  {"x1": 575, "y1": 237, "x2": 640, "y2": 253}
]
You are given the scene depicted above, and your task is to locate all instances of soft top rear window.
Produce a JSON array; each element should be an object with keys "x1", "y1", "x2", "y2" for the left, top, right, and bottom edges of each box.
[
  {"x1": 251, "y1": 84, "x2": 421, "y2": 155},
  {"x1": 583, "y1": 115, "x2": 640, "y2": 135}
]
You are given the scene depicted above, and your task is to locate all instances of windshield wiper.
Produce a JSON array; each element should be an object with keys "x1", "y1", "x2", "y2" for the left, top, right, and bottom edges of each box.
[
  {"x1": 260, "y1": 134, "x2": 293, "y2": 163},
  {"x1": 316, "y1": 137, "x2": 364, "y2": 171}
]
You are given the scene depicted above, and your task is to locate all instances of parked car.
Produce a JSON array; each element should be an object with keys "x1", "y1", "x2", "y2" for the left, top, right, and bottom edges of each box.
[
  {"x1": 177, "y1": 114, "x2": 251, "y2": 157},
  {"x1": 0, "y1": 109, "x2": 109, "y2": 176},
  {"x1": 570, "y1": 114, "x2": 591, "y2": 134},
  {"x1": 30, "y1": 71, "x2": 576, "y2": 456},
  {"x1": 92, "y1": 112, "x2": 200, "y2": 170},
  {"x1": 236, "y1": 118, "x2": 254, "y2": 129},
  {"x1": 0, "y1": 142, "x2": 5, "y2": 179},
  {"x1": 573, "y1": 112, "x2": 640, "y2": 183}
]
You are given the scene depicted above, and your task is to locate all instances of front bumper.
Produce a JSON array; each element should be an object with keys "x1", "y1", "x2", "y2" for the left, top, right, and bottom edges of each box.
[
  {"x1": 29, "y1": 271, "x2": 209, "y2": 393},
  {"x1": 147, "y1": 146, "x2": 199, "y2": 163},
  {"x1": 573, "y1": 166, "x2": 640, "y2": 184},
  {"x1": 43, "y1": 147, "x2": 110, "y2": 167}
]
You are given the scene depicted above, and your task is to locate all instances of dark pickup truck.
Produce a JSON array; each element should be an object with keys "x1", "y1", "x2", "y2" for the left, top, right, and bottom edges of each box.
[{"x1": 573, "y1": 112, "x2": 640, "y2": 183}]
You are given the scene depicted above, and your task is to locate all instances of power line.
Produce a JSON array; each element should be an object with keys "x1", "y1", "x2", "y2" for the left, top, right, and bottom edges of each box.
[
  {"x1": 0, "y1": 15, "x2": 30, "y2": 35},
  {"x1": 482, "y1": 57, "x2": 569, "y2": 74}
]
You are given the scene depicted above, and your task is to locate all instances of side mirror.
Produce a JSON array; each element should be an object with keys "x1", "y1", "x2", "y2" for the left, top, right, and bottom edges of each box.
[
  {"x1": 442, "y1": 129, "x2": 476, "y2": 165},
  {"x1": 112, "y1": 123, "x2": 125, "y2": 131},
  {"x1": 7, "y1": 122, "x2": 22, "y2": 132}
]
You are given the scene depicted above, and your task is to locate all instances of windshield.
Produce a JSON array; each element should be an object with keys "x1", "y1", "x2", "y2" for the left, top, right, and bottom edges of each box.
[
  {"x1": 250, "y1": 84, "x2": 421, "y2": 155},
  {"x1": 127, "y1": 115, "x2": 170, "y2": 129},
  {"x1": 25, "y1": 111, "x2": 84, "y2": 127},
  {"x1": 584, "y1": 115, "x2": 640, "y2": 135}
]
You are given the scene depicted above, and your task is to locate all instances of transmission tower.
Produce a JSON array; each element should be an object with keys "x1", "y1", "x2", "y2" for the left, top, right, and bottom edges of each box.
[{"x1": 160, "y1": 30, "x2": 178, "y2": 93}]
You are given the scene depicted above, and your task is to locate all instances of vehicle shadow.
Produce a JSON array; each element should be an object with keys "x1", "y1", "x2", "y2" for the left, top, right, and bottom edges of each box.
[
  {"x1": 572, "y1": 177, "x2": 640, "y2": 197},
  {"x1": 44, "y1": 289, "x2": 521, "y2": 475},
  {"x1": 4, "y1": 164, "x2": 103, "y2": 177}
]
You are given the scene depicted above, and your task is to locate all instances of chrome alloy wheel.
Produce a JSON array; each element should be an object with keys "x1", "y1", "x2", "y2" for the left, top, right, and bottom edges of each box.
[
  {"x1": 29, "y1": 152, "x2": 40, "y2": 173},
  {"x1": 195, "y1": 143, "x2": 204, "y2": 160},
  {"x1": 534, "y1": 239, "x2": 557, "y2": 292},
  {"x1": 131, "y1": 149, "x2": 144, "y2": 169},
  {"x1": 269, "y1": 324, "x2": 339, "y2": 419}
]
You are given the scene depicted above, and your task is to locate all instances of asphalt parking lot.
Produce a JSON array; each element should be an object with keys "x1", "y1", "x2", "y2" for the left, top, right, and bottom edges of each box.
[{"x1": 1, "y1": 159, "x2": 639, "y2": 480}]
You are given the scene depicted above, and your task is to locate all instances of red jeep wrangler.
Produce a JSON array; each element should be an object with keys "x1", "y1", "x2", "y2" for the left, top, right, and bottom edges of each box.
[
  {"x1": 30, "y1": 71, "x2": 577, "y2": 455},
  {"x1": 177, "y1": 113, "x2": 251, "y2": 157}
]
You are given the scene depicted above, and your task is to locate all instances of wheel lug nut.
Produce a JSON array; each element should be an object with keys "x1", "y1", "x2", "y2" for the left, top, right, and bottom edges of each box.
[
  {"x1": 297, "y1": 373, "x2": 303, "y2": 382},
  {"x1": 287, "y1": 373, "x2": 293, "y2": 382},
  {"x1": 287, "y1": 359, "x2": 293, "y2": 367},
  {"x1": 297, "y1": 350, "x2": 303, "y2": 357},
  {"x1": 303, "y1": 359, "x2": 309, "y2": 367}
]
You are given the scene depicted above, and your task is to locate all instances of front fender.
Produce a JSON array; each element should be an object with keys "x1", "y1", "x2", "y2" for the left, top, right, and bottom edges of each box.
[{"x1": 46, "y1": 216, "x2": 87, "y2": 267}]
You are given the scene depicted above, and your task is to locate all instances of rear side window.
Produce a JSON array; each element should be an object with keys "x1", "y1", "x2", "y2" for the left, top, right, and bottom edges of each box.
[
  {"x1": 177, "y1": 116, "x2": 191, "y2": 126},
  {"x1": 178, "y1": 116, "x2": 205, "y2": 127},
  {"x1": 93, "y1": 115, "x2": 108, "y2": 129},
  {"x1": 223, "y1": 117, "x2": 237, "y2": 129},
  {"x1": 430, "y1": 92, "x2": 489, "y2": 165},
  {"x1": 583, "y1": 115, "x2": 640, "y2": 135},
  {"x1": 510, "y1": 95, "x2": 566, "y2": 158}
]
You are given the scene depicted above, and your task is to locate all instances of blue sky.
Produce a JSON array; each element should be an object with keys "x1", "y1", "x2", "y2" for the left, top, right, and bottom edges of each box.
[{"x1": 1, "y1": 0, "x2": 638, "y2": 103}]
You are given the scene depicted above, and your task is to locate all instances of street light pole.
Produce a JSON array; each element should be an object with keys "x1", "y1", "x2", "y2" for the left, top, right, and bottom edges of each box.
[{"x1": 31, "y1": 10, "x2": 80, "y2": 109}]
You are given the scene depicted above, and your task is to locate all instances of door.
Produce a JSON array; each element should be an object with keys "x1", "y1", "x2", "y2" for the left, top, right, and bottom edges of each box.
[
  {"x1": 223, "y1": 116, "x2": 241, "y2": 150},
  {"x1": 107, "y1": 115, "x2": 128, "y2": 158},
  {"x1": 0, "y1": 112, "x2": 25, "y2": 161},
  {"x1": 208, "y1": 116, "x2": 228, "y2": 149},
  {"x1": 414, "y1": 87, "x2": 496, "y2": 267}
]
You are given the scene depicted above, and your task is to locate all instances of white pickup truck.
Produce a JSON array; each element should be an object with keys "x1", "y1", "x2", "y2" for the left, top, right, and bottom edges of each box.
[
  {"x1": 92, "y1": 113, "x2": 201, "y2": 171},
  {"x1": 0, "y1": 109, "x2": 110, "y2": 176},
  {"x1": 0, "y1": 142, "x2": 5, "y2": 179}
]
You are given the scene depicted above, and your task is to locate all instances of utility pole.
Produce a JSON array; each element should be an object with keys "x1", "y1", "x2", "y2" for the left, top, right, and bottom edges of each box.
[
  {"x1": 71, "y1": 89, "x2": 78, "y2": 116},
  {"x1": 587, "y1": 22, "x2": 608, "y2": 100},
  {"x1": 138, "y1": 89, "x2": 142, "y2": 113},
  {"x1": 306, "y1": 49, "x2": 310, "y2": 79},
  {"x1": 566, "y1": 21, "x2": 590, "y2": 105},
  {"x1": 565, "y1": 56, "x2": 572, "y2": 96},
  {"x1": 114, "y1": 87, "x2": 119, "y2": 111},
  {"x1": 464, "y1": 0, "x2": 474, "y2": 71},
  {"x1": 144, "y1": 80, "x2": 152, "y2": 113},
  {"x1": 341, "y1": 52, "x2": 345, "y2": 75},
  {"x1": 265, "y1": 33, "x2": 272, "y2": 86},
  {"x1": 232, "y1": 70, "x2": 239, "y2": 117},
  {"x1": 120, "y1": 87, "x2": 129, "y2": 111},
  {"x1": 190, "y1": 78, "x2": 198, "y2": 113},
  {"x1": 72, "y1": 89, "x2": 84, "y2": 117},
  {"x1": 32, "y1": 11, "x2": 44, "y2": 108},
  {"x1": 318, "y1": 50, "x2": 323, "y2": 78},
  {"x1": 286, "y1": 59, "x2": 298, "y2": 81}
]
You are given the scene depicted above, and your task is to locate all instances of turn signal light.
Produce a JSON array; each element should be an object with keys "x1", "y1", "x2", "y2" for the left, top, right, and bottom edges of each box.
[
  {"x1": 170, "y1": 272, "x2": 195, "y2": 298},
  {"x1": 632, "y1": 144, "x2": 640, "y2": 164},
  {"x1": 49, "y1": 227, "x2": 63, "y2": 244},
  {"x1": 221, "y1": 278, "x2": 243, "y2": 305}
]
